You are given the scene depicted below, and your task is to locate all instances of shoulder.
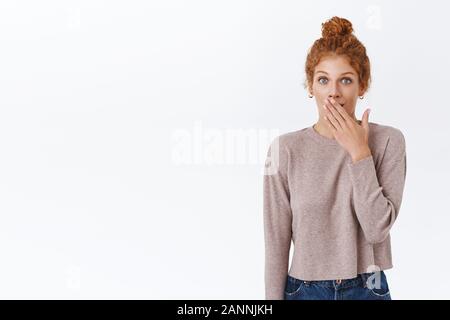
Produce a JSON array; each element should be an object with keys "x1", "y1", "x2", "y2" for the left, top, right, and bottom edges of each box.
[
  {"x1": 368, "y1": 122, "x2": 406, "y2": 165},
  {"x1": 267, "y1": 127, "x2": 309, "y2": 151},
  {"x1": 264, "y1": 128, "x2": 309, "y2": 174},
  {"x1": 368, "y1": 122, "x2": 405, "y2": 149}
]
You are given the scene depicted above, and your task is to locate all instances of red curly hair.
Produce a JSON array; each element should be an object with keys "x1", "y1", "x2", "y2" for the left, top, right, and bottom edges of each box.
[{"x1": 304, "y1": 16, "x2": 371, "y2": 95}]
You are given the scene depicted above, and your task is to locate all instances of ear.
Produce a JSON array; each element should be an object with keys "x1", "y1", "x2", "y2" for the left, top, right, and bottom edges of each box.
[
  {"x1": 306, "y1": 81, "x2": 314, "y2": 95},
  {"x1": 358, "y1": 85, "x2": 366, "y2": 97}
]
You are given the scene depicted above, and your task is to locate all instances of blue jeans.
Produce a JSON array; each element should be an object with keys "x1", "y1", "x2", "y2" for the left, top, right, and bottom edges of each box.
[{"x1": 284, "y1": 271, "x2": 392, "y2": 300}]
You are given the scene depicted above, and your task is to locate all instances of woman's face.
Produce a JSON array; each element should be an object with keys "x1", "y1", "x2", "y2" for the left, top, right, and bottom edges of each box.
[{"x1": 310, "y1": 55, "x2": 364, "y2": 120}]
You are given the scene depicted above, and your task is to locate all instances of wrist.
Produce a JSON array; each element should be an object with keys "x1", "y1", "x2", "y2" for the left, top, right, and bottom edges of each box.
[{"x1": 351, "y1": 146, "x2": 372, "y2": 163}]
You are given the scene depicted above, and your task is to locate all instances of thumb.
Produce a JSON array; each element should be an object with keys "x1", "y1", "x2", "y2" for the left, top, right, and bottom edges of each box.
[{"x1": 361, "y1": 108, "x2": 370, "y2": 132}]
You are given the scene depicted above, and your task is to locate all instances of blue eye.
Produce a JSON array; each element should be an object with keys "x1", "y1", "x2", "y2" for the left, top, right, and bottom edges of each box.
[
  {"x1": 342, "y1": 78, "x2": 352, "y2": 84},
  {"x1": 317, "y1": 77, "x2": 353, "y2": 85},
  {"x1": 318, "y1": 77, "x2": 327, "y2": 84}
]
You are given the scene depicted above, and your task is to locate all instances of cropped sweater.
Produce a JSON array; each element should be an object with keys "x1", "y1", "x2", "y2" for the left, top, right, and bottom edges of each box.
[{"x1": 263, "y1": 122, "x2": 407, "y2": 300}]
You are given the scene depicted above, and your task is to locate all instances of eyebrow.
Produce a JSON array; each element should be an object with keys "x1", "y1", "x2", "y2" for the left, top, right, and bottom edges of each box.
[{"x1": 315, "y1": 71, "x2": 356, "y2": 76}]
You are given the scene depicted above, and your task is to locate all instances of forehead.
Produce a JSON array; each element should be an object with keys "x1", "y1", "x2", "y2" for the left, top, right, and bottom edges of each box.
[{"x1": 314, "y1": 55, "x2": 356, "y2": 76}]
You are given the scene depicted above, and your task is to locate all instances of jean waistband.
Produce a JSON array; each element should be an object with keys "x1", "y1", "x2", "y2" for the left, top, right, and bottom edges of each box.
[{"x1": 288, "y1": 271, "x2": 383, "y2": 289}]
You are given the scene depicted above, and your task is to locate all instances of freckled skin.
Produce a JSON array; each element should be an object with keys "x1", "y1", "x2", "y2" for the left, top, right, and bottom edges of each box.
[
  {"x1": 309, "y1": 55, "x2": 365, "y2": 139},
  {"x1": 307, "y1": 54, "x2": 372, "y2": 163}
]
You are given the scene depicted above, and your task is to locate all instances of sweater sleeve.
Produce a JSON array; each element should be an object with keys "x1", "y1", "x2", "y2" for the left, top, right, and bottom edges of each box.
[
  {"x1": 347, "y1": 129, "x2": 407, "y2": 244},
  {"x1": 263, "y1": 137, "x2": 293, "y2": 300}
]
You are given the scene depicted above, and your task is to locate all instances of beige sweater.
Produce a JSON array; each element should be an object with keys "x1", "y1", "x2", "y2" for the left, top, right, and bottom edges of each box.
[{"x1": 263, "y1": 122, "x2": 407, "y2": 300}]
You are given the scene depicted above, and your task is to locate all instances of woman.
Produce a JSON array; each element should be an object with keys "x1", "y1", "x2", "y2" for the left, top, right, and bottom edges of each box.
[{"x1": 263, "y1": 16, "x2": 407, "y2": 300}]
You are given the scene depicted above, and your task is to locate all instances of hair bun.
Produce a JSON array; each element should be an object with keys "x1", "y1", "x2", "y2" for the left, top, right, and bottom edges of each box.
[{"x1": 321, "y1": 16, "x2": 353, "y2": 38}]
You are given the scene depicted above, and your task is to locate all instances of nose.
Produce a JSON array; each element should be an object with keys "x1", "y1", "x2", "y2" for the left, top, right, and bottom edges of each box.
[
  {"x1": 328, "y1": 83, "x2": 341, "y2": 100},
  {"x1": 328, "y1": 94, "x2": 340, "y2": 100}
]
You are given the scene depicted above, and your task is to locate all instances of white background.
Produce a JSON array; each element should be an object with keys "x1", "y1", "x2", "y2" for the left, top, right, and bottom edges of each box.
[{"x1": 0, "y1": 0, "x2": 448, "y2": 299}]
